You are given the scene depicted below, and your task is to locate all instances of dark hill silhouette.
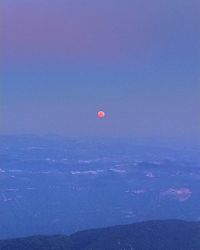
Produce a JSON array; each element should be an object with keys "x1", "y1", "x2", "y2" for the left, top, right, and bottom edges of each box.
[{"x1": 0, "y1": 220, "x2": 200, "y2": 250}]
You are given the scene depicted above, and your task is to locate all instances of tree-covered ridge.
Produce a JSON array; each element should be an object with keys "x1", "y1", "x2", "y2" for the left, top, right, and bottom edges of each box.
[{"x1": 0, "y1": 220, "x2": 200, "y2": 250}]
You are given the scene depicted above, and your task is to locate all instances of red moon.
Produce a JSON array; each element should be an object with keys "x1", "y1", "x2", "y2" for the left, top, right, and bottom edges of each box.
[{"x1": 97, "y1": 111, "x2": 105, "y2": 118}]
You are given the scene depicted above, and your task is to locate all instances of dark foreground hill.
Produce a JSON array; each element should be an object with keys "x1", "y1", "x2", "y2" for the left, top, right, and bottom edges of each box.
[{"x1": 0, "y1": 220, "x2": 200, "y2": 250}]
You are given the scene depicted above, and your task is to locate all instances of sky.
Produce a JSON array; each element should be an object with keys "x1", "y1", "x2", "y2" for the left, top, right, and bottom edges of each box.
[{"x1": 1, "y1": 0, "x2": 199, "y2": 142}]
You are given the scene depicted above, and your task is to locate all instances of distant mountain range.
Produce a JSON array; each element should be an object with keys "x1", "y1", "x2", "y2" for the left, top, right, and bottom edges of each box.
[{"x1": 0, "y1": 220, "x2": 199, "y2": 250}]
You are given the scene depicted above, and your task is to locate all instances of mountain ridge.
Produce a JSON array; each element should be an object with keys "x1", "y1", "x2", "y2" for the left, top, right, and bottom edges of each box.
[{"x1": 0, "y1": 220, "x2": 200, "y2": 250}]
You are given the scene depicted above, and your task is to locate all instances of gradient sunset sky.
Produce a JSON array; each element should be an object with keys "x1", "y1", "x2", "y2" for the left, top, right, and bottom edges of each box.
[{"x1": 1, "y1": 0, "x2": 199, "y2": 142}]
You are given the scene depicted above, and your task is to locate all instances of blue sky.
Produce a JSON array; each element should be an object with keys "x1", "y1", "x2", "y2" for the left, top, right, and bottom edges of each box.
[{"x1": 1, "y1": 0, "x2": 199, "y2": 142}]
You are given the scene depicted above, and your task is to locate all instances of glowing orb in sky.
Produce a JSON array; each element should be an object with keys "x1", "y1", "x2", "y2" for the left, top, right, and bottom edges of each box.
[{"x1": 97, "y1": 111, "x2": 105, "y2": 118}]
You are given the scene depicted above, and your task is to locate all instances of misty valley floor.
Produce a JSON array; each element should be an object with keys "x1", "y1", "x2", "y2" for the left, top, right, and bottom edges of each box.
[{"x1": 0, "y1": 136, "x2": 199, "y2": 240}]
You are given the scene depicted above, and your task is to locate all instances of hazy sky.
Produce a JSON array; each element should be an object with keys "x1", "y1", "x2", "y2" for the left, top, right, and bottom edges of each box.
[{"x1": 1, "y1": 0, "x2": 199, "y2": 141}]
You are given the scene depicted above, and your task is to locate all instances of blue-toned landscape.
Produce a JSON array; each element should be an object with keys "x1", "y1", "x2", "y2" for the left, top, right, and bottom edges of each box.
[{"x1": 0, "y1": 136, "x2": 199, "y2": 240}]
